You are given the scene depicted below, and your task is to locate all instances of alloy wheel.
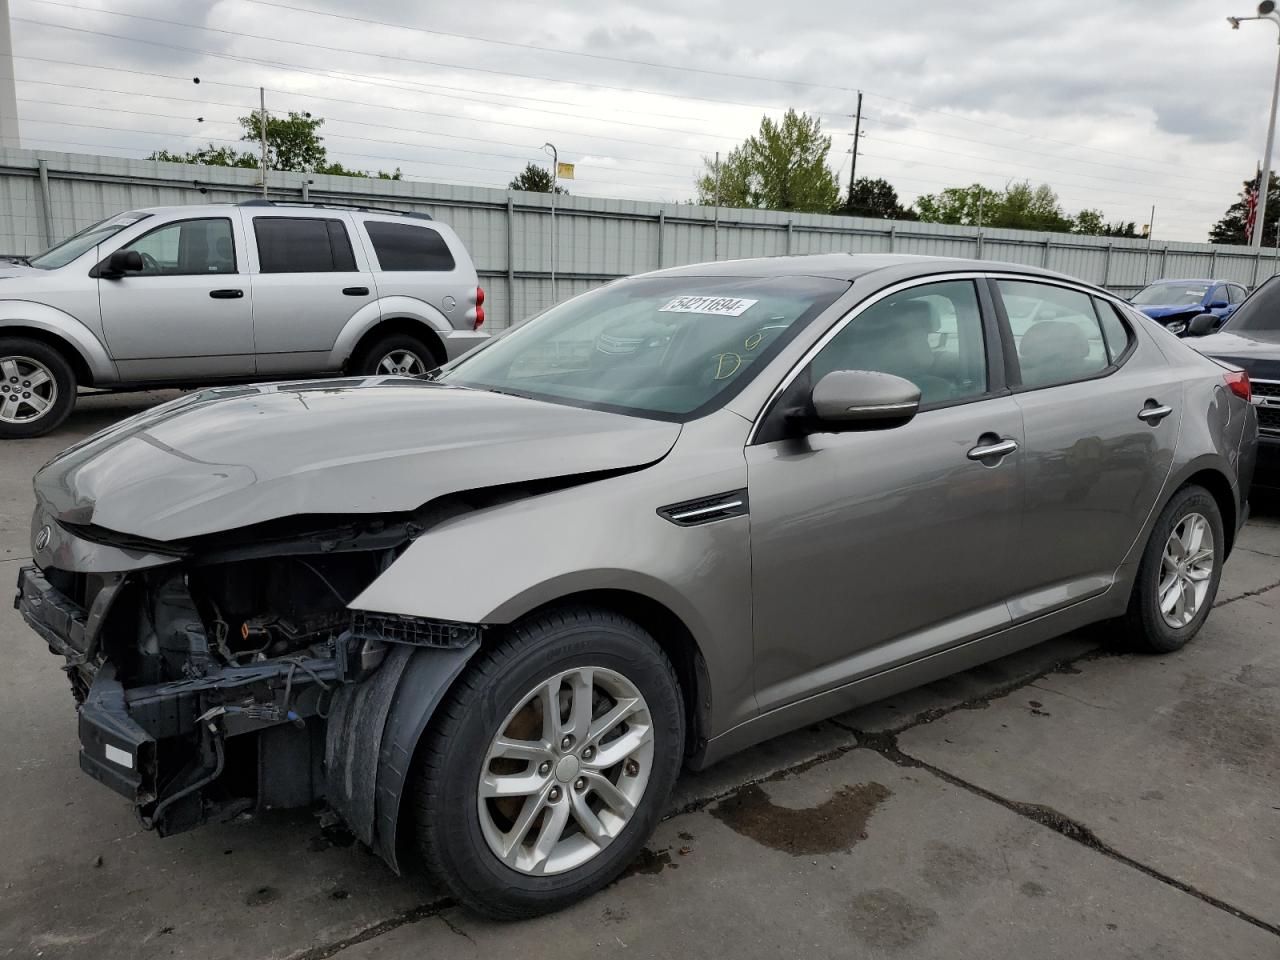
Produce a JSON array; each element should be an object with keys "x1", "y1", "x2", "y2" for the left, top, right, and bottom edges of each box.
[
  {"x1": 376, "y1": 350, "x2": 427, "y2": 376},
  {"x1": 0, "y1": 356, "x2": 58, "y2": 425},
  {"x1": 1158, "y1": 512, "x2": 1215, "y2": 629},
  {"x1": 477, "y1": 666, "x2": 654, "y2": 876}
]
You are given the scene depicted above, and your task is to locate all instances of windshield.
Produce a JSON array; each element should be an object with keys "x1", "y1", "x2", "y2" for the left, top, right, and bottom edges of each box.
[
  {"x1": 1131, "y1": 282, "x2": 1209, "y2": 306},
  {"x1": 1224, "y1": 275, "x2": 1280, "y2": 332},
  {"x1": 439, "y1": 275, "x2": 848, "y2": 419},
  {"x1": 28, "y1": 212, "x2": 151, "y2": 270}
]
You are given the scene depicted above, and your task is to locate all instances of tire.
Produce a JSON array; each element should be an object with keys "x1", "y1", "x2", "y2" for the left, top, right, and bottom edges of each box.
[
  {"x1": 353, "y1": 333, "x2": 440, "y2": 378},
  {"x1": 1123, "y1": 484, "x2": 1225, "y2": 653},
  {"x1": 413, "y1": 607, "x2": 685, "y2": 919},
  {"x1": 0, "y1": 337, "x2": 76, "y2": 439}
]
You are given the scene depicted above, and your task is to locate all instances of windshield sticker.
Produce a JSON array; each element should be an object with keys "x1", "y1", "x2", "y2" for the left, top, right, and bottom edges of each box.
[{"x1": 660, "y1": 296, "x2": 759, "y2": 317}]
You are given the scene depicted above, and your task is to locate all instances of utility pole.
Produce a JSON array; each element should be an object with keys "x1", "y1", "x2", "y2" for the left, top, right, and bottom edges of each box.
[
  {"x1": 1143, "y1": 205, "x2": 1156, "y2": 284},
  {"x1": 0, "y1": 0, "x2": 20, "y2": 149},
  {"x1": 847, "y1": 90, "x2": 862, "y2": 204},
  {"x1": 259, "y1": 87, "x2": 268, "y2": 199}
]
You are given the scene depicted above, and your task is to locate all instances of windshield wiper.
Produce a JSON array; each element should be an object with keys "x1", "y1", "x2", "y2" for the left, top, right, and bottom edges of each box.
[{"x1": 0, "y1": 254, "x2": 32, "y2": 266}]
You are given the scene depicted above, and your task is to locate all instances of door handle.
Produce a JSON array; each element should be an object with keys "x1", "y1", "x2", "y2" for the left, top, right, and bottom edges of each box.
[
  {"x1": 1137, "y1": 403, "x2": 1173, "y2": 424},
  {"x1": 209, "y1": 288, "x2": 244, "y2": 299},
  {"x1": 967, "y1": 438, "x2": 1019, "y2": 461},
  {"x1": 342, "y1": 286, "x2": 370, "y2": 296}
]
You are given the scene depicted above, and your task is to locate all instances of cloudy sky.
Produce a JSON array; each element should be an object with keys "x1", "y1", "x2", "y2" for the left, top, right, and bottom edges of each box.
[{"x1": 6, "y1": 0, "x2": 1273, "y2": 240}]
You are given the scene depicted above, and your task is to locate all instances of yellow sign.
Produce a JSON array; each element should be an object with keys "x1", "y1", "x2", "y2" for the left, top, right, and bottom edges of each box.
[{"x1": 557, "y1": 162, "x2": 575, "y2": 180}]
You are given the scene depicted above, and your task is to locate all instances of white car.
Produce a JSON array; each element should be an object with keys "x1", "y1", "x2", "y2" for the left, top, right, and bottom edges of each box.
[{"x1": 0, "y1": 200, "x2": 488, "y2": 437}]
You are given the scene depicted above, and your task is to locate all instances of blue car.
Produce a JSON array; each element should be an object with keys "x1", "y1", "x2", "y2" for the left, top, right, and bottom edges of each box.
[{"x1": 1130, "y1": 278, "x2": 1248, "y2": 335}]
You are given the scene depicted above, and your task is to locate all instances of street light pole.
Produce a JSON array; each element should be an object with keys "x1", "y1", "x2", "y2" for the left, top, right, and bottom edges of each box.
[
  {"x1": 543, "y1": 142, "x2": 558, "y2": 303},
  {"x1": 1230, "y1": 4, "x2": 1280, "y2": 248}
]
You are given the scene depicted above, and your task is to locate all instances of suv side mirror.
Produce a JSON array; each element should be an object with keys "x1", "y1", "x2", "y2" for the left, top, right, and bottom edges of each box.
[
  {"x1": 99, "y1": 249, "x2": 143, "y2": 279},
  {"x1": 802, "y1": 370, "x2": 921, "y2": 431},
  {"x1": 1186, "y1": 313, "x2": 1222, "y2": 337}
]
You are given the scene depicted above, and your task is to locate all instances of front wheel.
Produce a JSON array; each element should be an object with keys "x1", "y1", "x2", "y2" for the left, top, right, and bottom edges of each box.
[
  {"x1": 0, "y1": 337, "x2": 76, "y2": 439},
  {"x1": 1123, "y1": 484, "x2": 1225, "y2": 653},
  {"x1": 413, "y1": 608, "x2": 685, "y2": 919}
]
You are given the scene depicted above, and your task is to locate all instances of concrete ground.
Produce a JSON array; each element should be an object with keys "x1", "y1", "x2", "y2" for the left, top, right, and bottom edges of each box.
[{"x1": 1, "y1": 395, "x2": 1278, "y2": 959}]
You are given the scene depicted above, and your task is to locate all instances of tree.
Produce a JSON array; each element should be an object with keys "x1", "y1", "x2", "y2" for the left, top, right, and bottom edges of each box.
[
  {"x1": 147, "y1": 109, "x2": 401, "y2": 179},
  {"x1": 915, "y1": 180, "x2": 1071, "y2": 231},
  {"x1": 913, "y1": 183, "x2": 1000, "y2": 225},
  {"x1": 695, "y1": 109, "x2": 840, "y2": 213},
  {"x1": 1209, "y1": 172, "x2": 1279, "y2": 246},
  {"x1": 1074, "y1": 210, "x2": 1139, "y2": 237},
  {"x1": 509, "y1": 162, "x2": 567, "y2": 194},
  {"x1": 842, "y1": 177, "x2": 917, "y2": 220}
]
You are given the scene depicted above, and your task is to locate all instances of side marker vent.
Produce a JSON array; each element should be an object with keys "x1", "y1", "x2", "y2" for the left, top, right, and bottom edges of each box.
[{"x1": 658, "y1": 489, "x2": 749, "y2": 527}]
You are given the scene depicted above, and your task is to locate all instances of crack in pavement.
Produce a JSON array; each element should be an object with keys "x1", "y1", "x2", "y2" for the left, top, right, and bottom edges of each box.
[
  {"x1": 842, "y1": 725, "x2": 1280, "y2": 940},
  {"x1": 1213, "y1": 578, "x2": 1280, "y2": 608},
  {"x1": 286, "y1": 897, "x2": 454, "y2": 960}
]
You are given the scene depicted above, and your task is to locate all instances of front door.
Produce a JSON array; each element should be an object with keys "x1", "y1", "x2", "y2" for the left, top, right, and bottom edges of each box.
[
  {"x1": 98, "y1": 216, "x2": 254, "y2": 380},
  {"x1": 747, "y1": 278, "x2": 1024, "y2": 714},
  {"x1": 243, "y1": 212, "x2": 377, "y2": 376},
  {"x1": 995, "y1": 279, "x2": 1181, "y2": 619}
]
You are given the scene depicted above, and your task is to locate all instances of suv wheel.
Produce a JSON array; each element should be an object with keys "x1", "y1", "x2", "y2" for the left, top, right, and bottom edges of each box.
[
  {"x1": 0, "y1": 338, "x2": 76, "y2": 439},
  {"x1": 1123, "y1": 484, "x2": 1224, "y2": 653},
  {"x1": 354, "y1": 334, "x2": 439, "y2": 377},
  {"x1": 413, "y1": 607, "x2": 684, "y2": 919}
]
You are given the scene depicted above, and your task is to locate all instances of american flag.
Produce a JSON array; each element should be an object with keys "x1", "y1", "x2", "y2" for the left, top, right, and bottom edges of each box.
[{"x1": 1246, "y1": 176, "x2": 1260, "y2": 243}]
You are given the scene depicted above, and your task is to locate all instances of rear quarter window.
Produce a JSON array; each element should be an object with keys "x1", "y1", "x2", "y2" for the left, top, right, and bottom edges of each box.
[{"x1": 364, "y1": 221, "x2": 456, "y2": 271}]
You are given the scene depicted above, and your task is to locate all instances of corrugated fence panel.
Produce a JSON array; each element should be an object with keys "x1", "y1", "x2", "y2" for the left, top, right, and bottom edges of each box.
[{"x1": 7, "y1": 146, "x2": 1280, "y2": 330}]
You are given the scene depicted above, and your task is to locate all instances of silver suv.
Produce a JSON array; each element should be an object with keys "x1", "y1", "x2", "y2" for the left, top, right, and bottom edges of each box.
[{"x1": 0, "y1": 200, "x2": 488, "y2": 437}]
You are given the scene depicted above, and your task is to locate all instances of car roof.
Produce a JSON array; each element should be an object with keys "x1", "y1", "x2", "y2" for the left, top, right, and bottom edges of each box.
[
  {"x1": 1147, "y1": 278, "x2": 1224, "y2": 285},
  {"x1": 641, "y1": 252, "x2": 1102, "y2": 291}
]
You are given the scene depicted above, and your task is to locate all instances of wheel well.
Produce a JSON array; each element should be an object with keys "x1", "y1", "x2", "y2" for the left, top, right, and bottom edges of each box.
[
  {"x1": 0, "y1": 325, "x2": 94, "y2": 386},
  {"x1": 1182, "y1": 468, "x2": 1237, "y2": 554},
  {"x1": 515, "y1": 589, "x2": 710, "y2": 761},
  {"x1": 348, "y1": 319, "x2": 444, "y2": 371}
]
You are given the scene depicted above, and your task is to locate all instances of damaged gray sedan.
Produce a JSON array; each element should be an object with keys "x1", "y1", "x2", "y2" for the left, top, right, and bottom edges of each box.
[{"x1": 16, "y1": 254, "x2": 1257, "y2": 918}]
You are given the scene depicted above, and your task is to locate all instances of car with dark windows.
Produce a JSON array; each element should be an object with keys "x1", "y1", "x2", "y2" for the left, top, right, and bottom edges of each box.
[
  {"x1": 1185, "y1": 273, "x2": 1280, "y2": 492},
  {"x1": 0, "y1": 200, "x2": 486, "y2": 438},
  {"x1": 15, "y1": 254, "x2": 1257, "y2": 918},
  {"x1": 1130, "y1": 278, "x2": 1247, "y2": 335}
]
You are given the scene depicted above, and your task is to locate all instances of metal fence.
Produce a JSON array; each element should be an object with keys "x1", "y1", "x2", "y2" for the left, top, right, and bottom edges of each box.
[{"x1": 2, "y1": 146, "x2": 1275, "y2": 330}]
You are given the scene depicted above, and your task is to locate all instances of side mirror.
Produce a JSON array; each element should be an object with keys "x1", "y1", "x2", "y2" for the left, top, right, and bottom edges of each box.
[
  {"x1": 1186, "y1": 313, "x2": 1222, "y2": 337},
  {"x1": 99, "y1": 249, "x2": 143, "y2": 278},
  {"x1": 804, "y1": 370, "x2": 921, "y2": 431},
  {"x1": 1207, "y1": 299, "x2": 1229, "y2": 310}
]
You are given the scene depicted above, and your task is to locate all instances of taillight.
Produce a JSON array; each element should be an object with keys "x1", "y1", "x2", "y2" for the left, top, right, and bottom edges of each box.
[
  {"x1": 1223, "y1": 369, "x2": 1251, "y2": 402},
  {"x1": 474, "y1": 285, "x2": 485, "y2": 330}
]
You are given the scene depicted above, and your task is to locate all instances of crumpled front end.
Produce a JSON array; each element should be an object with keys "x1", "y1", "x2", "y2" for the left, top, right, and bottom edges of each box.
[{"x1": 15, "y1": 506, "x2": 479, "y2": 843}]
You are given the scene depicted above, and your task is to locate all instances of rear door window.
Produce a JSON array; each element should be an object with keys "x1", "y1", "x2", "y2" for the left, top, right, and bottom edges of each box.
[
  {"x1": 997, "y1": 280, "x2": 1110, "y2": 389},
  {"x1": 254, "y1": 217, "x2": 357, "y2": 273},
  {"x1": 364, "y1": 221, "x2": 455, "y2": 271}
]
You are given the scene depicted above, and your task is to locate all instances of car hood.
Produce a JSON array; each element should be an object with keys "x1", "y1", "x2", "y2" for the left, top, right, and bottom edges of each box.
[
  {"x1": 1136, "y1": 303, "x2": 1203, "y2": 319},
  {"x1": 1189, "y1": 329, "x2": 1280, "y2": 376},
  {"x1": 34, "y1": 378, "x2": 682, "y2": 542}
]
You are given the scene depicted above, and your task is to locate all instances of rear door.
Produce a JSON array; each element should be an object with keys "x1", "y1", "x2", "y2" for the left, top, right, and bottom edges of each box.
[
  {"x1": 995, "y1": 277, "x2": 1181, "y2": 619},
  {"x1": 243, "y1": 212, "x2": 377, "y2": 376},
  {"x1": 97, "y1": 215, "x2": 254, "y2": 380}
]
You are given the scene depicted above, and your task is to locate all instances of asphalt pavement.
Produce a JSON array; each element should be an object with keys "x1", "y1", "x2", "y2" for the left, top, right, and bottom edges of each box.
[{"x1": 1, "y1": 394, "x2": 1277, "y2": 959}]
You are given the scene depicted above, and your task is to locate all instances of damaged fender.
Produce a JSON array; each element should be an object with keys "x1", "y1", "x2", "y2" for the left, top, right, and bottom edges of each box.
[{"x1": 325, "y1": 639, "x2": 479, "y2": 872}]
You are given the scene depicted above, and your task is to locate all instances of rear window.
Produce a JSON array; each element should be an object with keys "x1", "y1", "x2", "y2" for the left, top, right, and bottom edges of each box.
[
  {"x1": 254, "y1": 217, "x2": 357, "y2": 273},
  {"x1": 364, "y1": 221, "x2": 456, "y2": 271}
]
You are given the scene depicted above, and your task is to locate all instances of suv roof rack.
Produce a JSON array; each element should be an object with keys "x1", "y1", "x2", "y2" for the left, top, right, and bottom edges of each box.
[{"x1": 237, "y1": 199, "x2": 433, "y2": 221}]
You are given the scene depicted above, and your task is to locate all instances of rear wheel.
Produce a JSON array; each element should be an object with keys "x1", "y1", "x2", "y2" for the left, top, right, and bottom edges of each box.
[
  {"x1": 413, "y1": 608, "x2": 684, "y2": 919},
  {"x1": 0, "y1": 337, "x2": 76, "y2": 439},
  {"x1": 353, "y1": 333, "x2": 439, "y2": 378},
  {"x1": 1123, "y1": 485, "x2": 1224, "y2": 653}
]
